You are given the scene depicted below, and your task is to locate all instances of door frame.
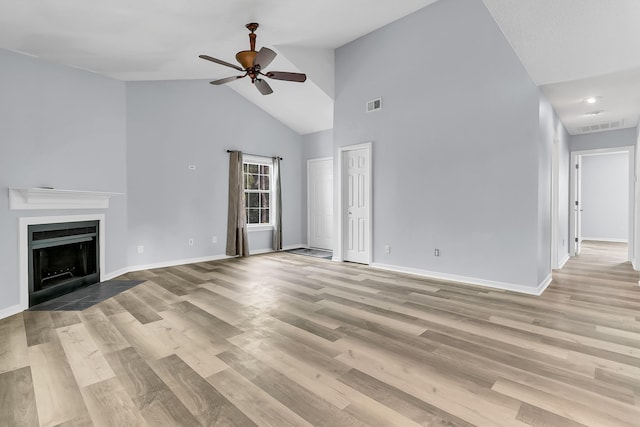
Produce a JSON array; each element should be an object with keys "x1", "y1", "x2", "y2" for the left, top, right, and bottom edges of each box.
[
  {"x1": 307, "y1": 156, "x2": 333, "y2": 250},
  {"x1": 550, "y1": 132, "x2": 560, "y2": 269},
  {"x1": 569, "y1": 151, "x2": 582, "y2": 256},
  {"x1": 336, "y1": 142, "x2": 372, "y2": 264},
  {"x1": 570, "y1": 146, "x2": 635, "y2": 261}
]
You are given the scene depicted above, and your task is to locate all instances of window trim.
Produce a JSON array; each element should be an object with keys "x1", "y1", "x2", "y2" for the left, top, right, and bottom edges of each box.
[
  {"x1": 247, "y1": 224, "x2": 274, "y2": 232},
  {"x1": 243, "y1": 155, "x2": 275, "y2": 229}
]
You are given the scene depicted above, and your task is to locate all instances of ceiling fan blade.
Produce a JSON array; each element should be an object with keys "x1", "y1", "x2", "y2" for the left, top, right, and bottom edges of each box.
[
  {"x1": 266, "y1": 71, "x2": 307, "y2": 82},
  {"x1": 210, "y1": 75, "x2": 245, "y2": 85},
  {"x1": 253, "y1": 47, "x2": 276, "y2": 69},
  {"x1": 254, "y1": 78, "x2": 273, "y2": 95},
  {"x1": 199, "y1": 55, "x2": 244, "y2": 72}
]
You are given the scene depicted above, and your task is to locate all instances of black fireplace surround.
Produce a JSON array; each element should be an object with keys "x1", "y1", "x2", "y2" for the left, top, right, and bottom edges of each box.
[{"x1": 28, "y1": 220, "x2": 100, "y2": 307}]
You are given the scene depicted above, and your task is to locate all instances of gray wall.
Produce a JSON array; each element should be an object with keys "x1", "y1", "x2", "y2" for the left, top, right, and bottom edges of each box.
[
  {"x1": 334, "y1": 0, "x2": 543, "y2": 288},
  {"x1": 126, "y1": 80, "x2": 303, "y2": 266},
  {"x1": 538, "y1": 94, "x2": 571, "y2": 278},
  {"x1": 0, "y1": 49, "x2": 128, "y2": 312},
  {"x1": 636, "y1": 125, "x2": 640, "y2": 265},
  {"x1": 581, "y1": 152, "x2": 629, "y2": 241},
  {"x1": 301, "y1": 129, "x2": 333, "y2": 245},
  {"x1": 558, "y1": 123, "x2": 571, "y2": 265},
  {"x1": 570, "y1": 128, "x2": 636, "y2": 152},
  {"x1": 537, "y1": 97, "x2": 553, "y2": 283}
]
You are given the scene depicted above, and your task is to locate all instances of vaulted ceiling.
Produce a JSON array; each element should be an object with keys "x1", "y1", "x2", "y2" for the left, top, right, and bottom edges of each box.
[
  {"x1": 484, "y1": 0, "x2": 640, "y2": 135},
  {"x1": 2, "y1": 0, "x2": 638, "y2": 136}
]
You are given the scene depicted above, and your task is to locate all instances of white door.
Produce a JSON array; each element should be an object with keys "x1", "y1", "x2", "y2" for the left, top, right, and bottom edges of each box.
[
  {"x1": 308, "y1": 158, "x2": 333, "y2": 250},
  {"x1": 343, "y1": 148, "x2": 370, "y2": 264}
]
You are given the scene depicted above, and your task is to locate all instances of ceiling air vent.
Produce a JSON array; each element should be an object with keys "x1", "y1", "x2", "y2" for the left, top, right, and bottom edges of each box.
[
  {"x1": 575, "y1": 119, "x2": 624, "y2": 135},
  {"x1": 366, "y1": 98, "x2": 382, "y2": 112}
]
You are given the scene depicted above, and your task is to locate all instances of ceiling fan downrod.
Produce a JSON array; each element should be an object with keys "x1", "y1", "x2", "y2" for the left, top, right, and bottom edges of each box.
[{"x1": 236, "y1": 23, "x2": 259, "y2": 69}]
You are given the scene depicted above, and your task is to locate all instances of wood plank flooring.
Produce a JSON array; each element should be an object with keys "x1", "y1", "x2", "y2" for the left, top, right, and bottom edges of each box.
[{"x1": 1, "y1": 240, "x2": 639, "y2": 426}]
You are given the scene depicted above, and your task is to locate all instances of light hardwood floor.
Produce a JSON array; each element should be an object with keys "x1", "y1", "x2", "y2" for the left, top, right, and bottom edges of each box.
[{"x1": 1, "y1": 241, "x2": 639, "y2": 426}]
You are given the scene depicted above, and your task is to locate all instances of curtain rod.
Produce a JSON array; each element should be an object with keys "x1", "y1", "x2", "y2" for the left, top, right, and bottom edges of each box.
[{"x1": 226, "y1": 150, "x2": 282, "y2": 160}]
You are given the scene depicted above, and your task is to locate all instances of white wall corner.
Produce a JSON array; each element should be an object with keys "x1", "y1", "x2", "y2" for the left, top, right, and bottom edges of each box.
[
  {"x1": 274, "y1": 45, "x2": 335, "y2": 100},
  {"x1": 536, "y1": 274, "x2": 553, "y2": 296},
  {"x1": 103, "y1": 267, "x2": 130, "y2": 281},
  {"x1": 558, "y1": 253, "x2": 570, "y2": 269},
  {"x1": 370, "y1": 262, "x2": 549, "y2": 296},
  {"x1": 0, "y1": 304, "x2": 24, "y2": 320}
]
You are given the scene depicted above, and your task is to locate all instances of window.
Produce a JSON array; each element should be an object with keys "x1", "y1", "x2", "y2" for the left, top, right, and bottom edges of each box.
[{"x1": 243, "y1": 157, "x2": 273, "y2": 226}]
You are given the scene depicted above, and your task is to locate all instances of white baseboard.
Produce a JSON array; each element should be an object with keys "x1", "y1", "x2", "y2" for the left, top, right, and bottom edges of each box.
[
  {"x1": 283, "y1": 244, "x2": 305, "y2": 251},
  {"x1": 537, "y1": 274, "x2": 553, "y2": 295},
  {"x1": 250, "y1": 248, "x2": 274, "y2": 255},
  {"x1": 0, "y1": 303, "x2": 24, "y2": 320},
  {"x1": 558, "y1": 253, "x2": 570, "y2": 269},
  {"x1": 128, "y1": 254, "x2": 233, "y2": 272},
  {"x1": 370, "y1": 263, "x2": 550, "y2": 296},
  {"x1": 252, "y1": 244, "x2": 305, "y2": 255},
  {"x1": 128, "y1": 244, "x2": 305, "y2": 273},
  {"x1": 581, "y1": 237, "x2": 628, "y2": 243},
  {"x1": 103, "y1": 267, "x2": 130, "y2": 281}
]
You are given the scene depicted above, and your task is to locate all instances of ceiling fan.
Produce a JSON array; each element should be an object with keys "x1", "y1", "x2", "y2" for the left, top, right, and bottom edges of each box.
[{"x1": 199, "y1": 23, "x2": 307, "y2": 95}]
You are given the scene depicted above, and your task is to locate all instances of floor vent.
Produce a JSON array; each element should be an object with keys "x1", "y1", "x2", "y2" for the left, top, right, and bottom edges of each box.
[
  {"x1": 366, "y1": 98, "x2": 382, "y2": 112},
  {"x1": 576, "y1": 119, "x2": 624, "y2": 134}
]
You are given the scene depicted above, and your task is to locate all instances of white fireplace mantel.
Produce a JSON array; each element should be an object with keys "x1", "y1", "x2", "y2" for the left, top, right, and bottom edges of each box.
[{"x1": 9, "y1": 187, "x2": 124, "y2": 210}]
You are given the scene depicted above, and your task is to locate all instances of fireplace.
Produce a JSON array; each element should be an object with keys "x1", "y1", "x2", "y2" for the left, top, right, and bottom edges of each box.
[{"x1": 28, "y1": 220, "x2": 100, "y2": 307}]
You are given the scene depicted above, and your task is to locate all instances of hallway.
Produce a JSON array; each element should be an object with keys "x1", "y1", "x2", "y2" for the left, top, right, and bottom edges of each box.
[{"x1": 551, "y1": 240, "x2": 639, "y2": 301}]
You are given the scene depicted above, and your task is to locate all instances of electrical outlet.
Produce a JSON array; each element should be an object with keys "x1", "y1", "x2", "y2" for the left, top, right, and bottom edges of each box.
[
  {"x1": 434, "y1": 248, "x2": 440, "y2": 257},
  {"x1": 212, "y1": 236, "x2": 218, "y2": 244},
  {"x1": 384, "y1": 244, "x2": 390, "y2": 254},
  {"x1": 137, "y1": 245, "x2": 144, "y2": 254},
  {"x1": 188, "y1": 238, "x2": 194, "y2": 246}
]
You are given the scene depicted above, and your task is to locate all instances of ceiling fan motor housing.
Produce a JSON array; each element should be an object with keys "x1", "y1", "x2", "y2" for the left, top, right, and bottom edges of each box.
[{"x1": 236, "y1": 50, "x2": 257, "y2": 69}]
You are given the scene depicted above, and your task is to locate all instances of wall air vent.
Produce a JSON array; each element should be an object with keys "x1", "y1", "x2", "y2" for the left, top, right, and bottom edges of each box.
[
  {"x1": 575, "y1": 119, "x2": 624, "y2": 135},
  {"x1": 366, "y1": 98, "x2": 382, "y2": 112}
]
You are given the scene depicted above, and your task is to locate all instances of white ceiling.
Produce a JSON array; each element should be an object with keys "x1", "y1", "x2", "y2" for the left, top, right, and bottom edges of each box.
[
  {"x1": 2, "y1": 0, "x2": 639, "y2": 136},
  {"x1": 0, "y1": 0, "x2": 439, "y2": 135},
  {"x1": 483, "y1": 0, "x2": 640, "y2": 135}
]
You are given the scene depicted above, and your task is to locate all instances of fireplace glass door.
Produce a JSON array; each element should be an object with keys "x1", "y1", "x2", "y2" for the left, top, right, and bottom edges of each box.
[{"x1": 28, "y1": 221, "x2": 100, "y2": 306}]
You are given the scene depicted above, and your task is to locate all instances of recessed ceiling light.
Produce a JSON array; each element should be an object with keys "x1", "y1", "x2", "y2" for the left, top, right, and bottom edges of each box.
[
  {"x1": 584, "y1": 96, "x2": 601, "y2": 104},
  {"x1": 586, "y1": 110, "x2": 603, "y2": 116}
]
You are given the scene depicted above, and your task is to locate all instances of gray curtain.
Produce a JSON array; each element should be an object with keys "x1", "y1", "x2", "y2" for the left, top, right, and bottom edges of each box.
[
  {"x1": 226, "y1": 151, "x2": 250, "y2": 257},
  {"x1": 272, "y1": 156, "x2": 282, "y2": 251}
]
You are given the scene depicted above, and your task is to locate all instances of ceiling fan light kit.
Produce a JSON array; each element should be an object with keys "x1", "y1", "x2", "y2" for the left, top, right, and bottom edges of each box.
[{"x1": 199, "y1": 22, "x2": 307, "y2": 95}]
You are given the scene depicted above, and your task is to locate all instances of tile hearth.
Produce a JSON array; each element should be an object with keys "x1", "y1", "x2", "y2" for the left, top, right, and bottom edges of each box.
[{"x1": 29, "y1": 280, "x2": 143, "y2": 311}]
